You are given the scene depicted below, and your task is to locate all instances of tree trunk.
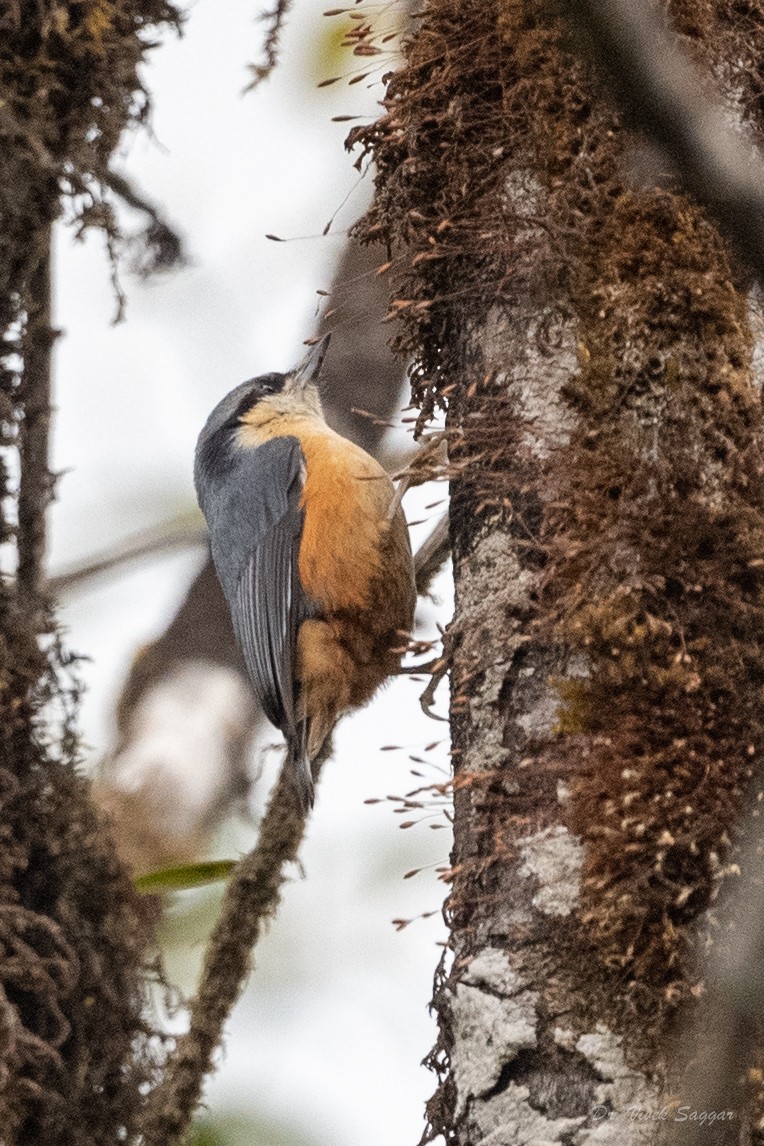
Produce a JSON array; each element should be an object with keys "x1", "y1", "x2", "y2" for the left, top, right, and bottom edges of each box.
[
  {"x1": 353, "y1": 0, "x2": 764, "y2": 1141},
  {"x1": 0, "y1": 2, "x2": 181, "y2": 1140}
]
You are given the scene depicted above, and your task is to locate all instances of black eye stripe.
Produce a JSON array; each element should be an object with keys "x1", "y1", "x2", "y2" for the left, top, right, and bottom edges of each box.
[
  {"x1": 235, "y1": 392, "x2": 257, "y2": 419},
  {"x1": 233, "y1": 373, "x2": 287, "y2": 420}
]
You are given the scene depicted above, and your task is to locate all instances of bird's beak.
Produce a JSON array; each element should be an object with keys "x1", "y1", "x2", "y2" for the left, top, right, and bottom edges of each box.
[{"x1": 291, "y1": 333, "x2": 331, "y2": 391}]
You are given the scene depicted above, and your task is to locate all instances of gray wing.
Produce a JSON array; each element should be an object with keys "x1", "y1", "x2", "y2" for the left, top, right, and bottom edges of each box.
[
  {"x1": 234, "y1": 513, "x2": 305, "y2": 736},
  {"x1": 205, "y1": 435, "x2": 311, "y2": 739}
]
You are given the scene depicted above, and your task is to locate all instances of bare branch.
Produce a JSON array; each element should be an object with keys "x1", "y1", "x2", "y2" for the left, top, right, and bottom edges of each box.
[{"x1": 563, "y1": 0, "x2": 764, "y2": 278}]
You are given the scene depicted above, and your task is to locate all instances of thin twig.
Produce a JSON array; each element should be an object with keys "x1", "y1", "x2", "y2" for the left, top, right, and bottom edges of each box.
[
  {"x1": 563, "y1": 0, "x2": 764, "y2": 279},
  {"x1": 49, "y1": 515, "x2": 207, "y2": 595},
  {"x1": 246, "y1": 0, "x2": 294, "y2": 90},
  {"x1": 140, "y1": 754, "x2": 323, "y2": 1145},
  {"x1": 414, "y1": 511, "x2": 450, "y2": 596},
  {"x1": 17, "y1": 227, "x2": 53, "y2": 615}
]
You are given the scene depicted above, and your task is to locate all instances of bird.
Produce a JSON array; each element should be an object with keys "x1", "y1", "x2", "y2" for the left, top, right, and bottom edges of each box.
[{"x1": 194, "y1": 335, "x2": 416, "y2": 810}]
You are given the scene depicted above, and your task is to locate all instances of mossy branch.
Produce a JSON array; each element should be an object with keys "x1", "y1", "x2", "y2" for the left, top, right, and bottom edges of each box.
[
  {"x1": 139, "y1": 758, "x2": 321, "y2": 1146},
  {"x1": 137, "y1": 511, "x2": 448, "y2": 1142}
]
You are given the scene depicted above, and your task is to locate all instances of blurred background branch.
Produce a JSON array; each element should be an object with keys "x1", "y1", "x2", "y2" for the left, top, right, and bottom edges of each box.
[
  {"x1": 668, "y1": 797, "x2": 764, "y2": 1146},
  {"x1": 104, "y1": 168, "x2": 186, "y2": 277},
  {"x1": 248, "y1": 0, "x2": 295, "y2": 90},
  {"x1": 50, "y1": 511, "x2": 206, "y2": 594},
  {"x1": 563, "y1": 0, "x2": 764, "y2": 279}
]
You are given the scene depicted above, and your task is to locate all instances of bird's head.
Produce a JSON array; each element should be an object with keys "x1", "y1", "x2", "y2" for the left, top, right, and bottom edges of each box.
[{"x1": 194, "y1": 335, "x2": 331, "y2": 491}]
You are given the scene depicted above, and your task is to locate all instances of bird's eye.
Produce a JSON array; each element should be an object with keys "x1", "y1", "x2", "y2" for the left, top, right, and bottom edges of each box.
[{"x1": 257, "y1": 373, "x2": 285, "y2": 395}]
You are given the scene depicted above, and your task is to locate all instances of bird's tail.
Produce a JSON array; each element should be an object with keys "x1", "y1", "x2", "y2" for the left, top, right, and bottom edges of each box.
[{"x1": 287, "y1": 725, "x2": 314, "y2": 811}]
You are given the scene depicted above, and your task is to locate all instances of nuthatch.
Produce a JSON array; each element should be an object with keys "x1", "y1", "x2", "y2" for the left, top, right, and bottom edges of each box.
[{"x1": 194, "y1": 335, "x2": 416, "y2": 808}]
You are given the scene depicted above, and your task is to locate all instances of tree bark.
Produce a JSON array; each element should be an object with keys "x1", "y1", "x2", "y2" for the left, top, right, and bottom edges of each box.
[
  {"x1": 352, "y1": 0, "x2": 764, "y2": 1141},
  {"x1": 438, "y1": 181, "x2": 663, "y2": 1146}
]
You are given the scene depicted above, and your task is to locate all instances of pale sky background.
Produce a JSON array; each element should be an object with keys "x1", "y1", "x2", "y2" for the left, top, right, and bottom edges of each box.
[{"x1": 48, "y1": 2, "x2": 452, "y2": 1143}]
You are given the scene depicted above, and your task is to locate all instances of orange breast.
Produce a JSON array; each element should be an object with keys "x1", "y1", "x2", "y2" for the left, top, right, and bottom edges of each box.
[
  {"x1": 296, "y1": 424, "x2": 396, "y2": 612},
  {"x1": 238, "y1": 409, "x2": 400, "y2": 614}
]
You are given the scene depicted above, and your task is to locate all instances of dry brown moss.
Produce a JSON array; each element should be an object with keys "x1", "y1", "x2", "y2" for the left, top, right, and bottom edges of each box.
[
  {"x1": 0, "y1": 626, "x2": 169, "y2": 1143},
  {"x1": 0, "y1": 0, "x2": 179, "y2": 1139},
  {"x1": 547, "y1": 192, "x2": 764, "y2": 988},
  {"x1": 353, "y1": 0, "x2": 764, "y2": 1016}
]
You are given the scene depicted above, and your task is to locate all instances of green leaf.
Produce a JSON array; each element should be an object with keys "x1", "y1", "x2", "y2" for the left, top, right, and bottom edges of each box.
[{"x1": 135, "y1": 859, "x2": 237, "y2": 895}]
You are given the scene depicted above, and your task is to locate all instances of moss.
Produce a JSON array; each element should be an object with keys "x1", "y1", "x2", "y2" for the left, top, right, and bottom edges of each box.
[
  {"x1": 0, "y1": 0, "x2": 180, "y2": 1139},
  {"x1": 352, "y1": 0, "x2": 764, "y2": 1114}
]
